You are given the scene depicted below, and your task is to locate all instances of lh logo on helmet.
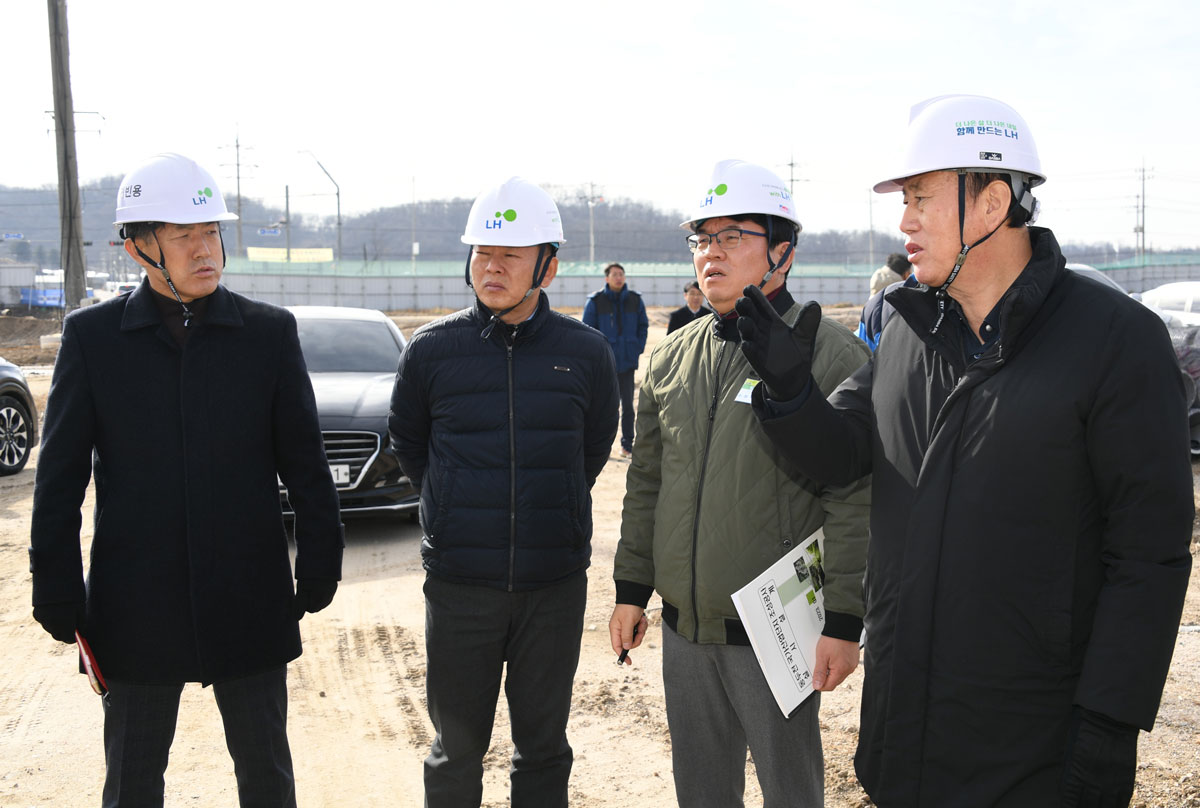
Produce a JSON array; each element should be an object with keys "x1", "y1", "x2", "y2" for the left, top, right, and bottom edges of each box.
[
  {"x1": 700, "y1": 183, "x2": 729, "y2": 208},
  {"x1": 193, "y1": 187, "x2": 213, "y2": 206},
  {"x1": 486, "y1": 208, "x2": 517, "y2": 230}
]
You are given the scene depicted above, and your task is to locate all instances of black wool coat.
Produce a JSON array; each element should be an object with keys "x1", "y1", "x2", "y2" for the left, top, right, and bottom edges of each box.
[
  {"x1": 756, "y1": 228, "x2": 1194, "y2": 806},
  {"x1": 31, "y1": 280, "x2": 344, "y2": 685}
]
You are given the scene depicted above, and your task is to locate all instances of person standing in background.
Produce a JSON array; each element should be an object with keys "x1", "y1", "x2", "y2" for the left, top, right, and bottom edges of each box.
[
  {"x1": 667, "y1": 280, "x2": 709, "y2": 334},
  {"x1": 583, "y1": 262, "x2": 648, "y2": 458}
]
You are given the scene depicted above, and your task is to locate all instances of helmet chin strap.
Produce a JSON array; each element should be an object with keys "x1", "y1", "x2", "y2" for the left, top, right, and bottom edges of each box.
[
  {"x1": 133, "y1": 231, "x2": 195, "y2": 327},
  {"x1": 929, "y1": 171, "x2": 1007, "y2": 335},
  {"x1": 757, "y1": 217, "x2": 796, "y2": 290},
  {"x1": 470, "y1": 244, "x2": 556, "y2": 340}
]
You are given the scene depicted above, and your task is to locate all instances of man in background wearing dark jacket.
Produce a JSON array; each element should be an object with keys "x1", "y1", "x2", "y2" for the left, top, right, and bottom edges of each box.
[
  {"x1": 30, "y1": 153, "x2": 343, "y2": 808},
  {"x1": 390, "y1": 177, "x2": 618, "y2": 808},
  {"x1": 666, "y1": 280, "x2": 708, "y2": 334},
  {"x1": 738, "y1": 95, "x2": 1194, "y2": 808},
  {"x1": 583, "y1": 262, "x2": 648, "y2": 458}
]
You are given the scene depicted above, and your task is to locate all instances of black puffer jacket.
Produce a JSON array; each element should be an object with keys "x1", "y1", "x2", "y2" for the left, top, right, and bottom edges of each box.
[
  {"x1": 756, "y1": 228, "x2": 1194, "y2": 806},
  {"x1": 389, "y1": 294, "x2": 619, "y2": 591}
]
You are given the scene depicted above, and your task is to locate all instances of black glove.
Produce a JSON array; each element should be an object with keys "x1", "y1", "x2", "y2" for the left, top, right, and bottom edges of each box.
[
  {"x1": 1061, "y1": 706, "x2": 1139, "y2": 808},
  {"x1": 734, "y1": 285, "x2": 821, "y2": 402},
  {"x1": 33, "y1": 602, "x2": 84, "y2": 644},
  {"x1": 293, "y1": 579, "x2": 338, "y2": 621}
]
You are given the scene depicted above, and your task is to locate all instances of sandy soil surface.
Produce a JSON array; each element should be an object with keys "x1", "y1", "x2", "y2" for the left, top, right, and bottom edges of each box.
[{"x1": 0, "y1": 308, "x2": 1197, "y2": 807}]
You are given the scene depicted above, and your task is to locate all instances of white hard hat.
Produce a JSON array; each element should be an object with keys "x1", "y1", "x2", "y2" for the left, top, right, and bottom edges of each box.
[
  {"x1": 461, "y1": 177, "x2": 565, "y2": 246},
  {"x1": 113, "y1": 153, "x2": 238, "y2": 225},
  {"x1": 679, "y1": 160, "x2": 802, "y2": 231},
  {"x1": 873, "y1": 94, "x2": 1045, "y2": 193}
]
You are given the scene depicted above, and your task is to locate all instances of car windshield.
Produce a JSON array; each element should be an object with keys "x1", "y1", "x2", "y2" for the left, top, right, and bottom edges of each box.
[{"x1": 295, "y1": 319, "x2": 402, "y2": 373}]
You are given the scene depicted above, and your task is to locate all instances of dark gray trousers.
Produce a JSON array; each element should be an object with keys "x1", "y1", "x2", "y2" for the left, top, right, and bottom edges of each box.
[
  {"x1": 101, "y1": 665, "x2": 295, "y2": 808},
  {"x1": 422, "y1": 571, "x2": 586, "y2": 808},
  {"x1": 662, "y1": 627, "x2": 823, "y2": 807}
]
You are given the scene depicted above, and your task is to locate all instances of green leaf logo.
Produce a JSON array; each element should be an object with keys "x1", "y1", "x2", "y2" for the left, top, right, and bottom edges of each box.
[{"x1": 493, "y1": 209, "x2": 517, "y2": 222}]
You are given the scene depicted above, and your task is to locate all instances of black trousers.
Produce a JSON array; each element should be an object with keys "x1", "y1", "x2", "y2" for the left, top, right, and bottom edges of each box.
[
  {"x1": 617, "y1": 369, "x2": 635, "y2": 451},
  {"x1": 422, "y1": 571, "x2": 587, "y2": 808},
  {"x1": 101, "y1": 665, "x2": 295, "y2": 808}
]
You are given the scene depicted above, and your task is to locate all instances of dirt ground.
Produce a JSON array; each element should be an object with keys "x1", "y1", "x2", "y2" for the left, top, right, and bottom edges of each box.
[{"x1": 0, "y1": 307, "x2": 1198, "y2": 808}]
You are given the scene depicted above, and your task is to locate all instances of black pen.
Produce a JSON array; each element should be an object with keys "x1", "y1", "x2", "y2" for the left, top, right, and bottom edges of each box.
[{"x1": 616, "y1": 623, "x2": 639, "y2": 666}]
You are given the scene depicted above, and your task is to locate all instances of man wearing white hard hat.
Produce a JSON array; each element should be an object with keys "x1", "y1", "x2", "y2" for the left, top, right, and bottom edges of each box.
[
  {"x1": 30, "y1": 153, "x2": 344, "y2": 806},
  {"x1": 737, "y1": 96, "x2": 1193, "y2": 806},
  {"x1": 609, "y1": 159, "x2": 870, "y2": 807},
  {"x1": 389, "y1": 177, "x2": 618, "y2": 807}
]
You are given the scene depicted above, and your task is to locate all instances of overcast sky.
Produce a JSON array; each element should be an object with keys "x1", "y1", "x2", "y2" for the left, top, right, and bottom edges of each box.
[{"x1": 5, "y1": 0, "x2": 1198, "y2": 249}]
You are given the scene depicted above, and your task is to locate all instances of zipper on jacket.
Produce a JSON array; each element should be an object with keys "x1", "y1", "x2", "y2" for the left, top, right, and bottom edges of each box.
[
  {"x1": 688, "y1": 339, "x2": 734, "y2": 642},
  {"x1": 506, "y1": 330, "x2": 517, "y2": 592}
]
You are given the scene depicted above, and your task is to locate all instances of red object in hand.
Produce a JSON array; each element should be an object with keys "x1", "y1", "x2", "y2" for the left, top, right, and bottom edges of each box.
[{"x1": 75, "y1": 631, "x2": 108, "y2": 696}]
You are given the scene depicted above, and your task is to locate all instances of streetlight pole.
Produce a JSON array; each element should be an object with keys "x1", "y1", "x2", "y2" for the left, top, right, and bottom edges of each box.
[{"x1": 304, "y1": 151, "x2": 341, "y2": 267}]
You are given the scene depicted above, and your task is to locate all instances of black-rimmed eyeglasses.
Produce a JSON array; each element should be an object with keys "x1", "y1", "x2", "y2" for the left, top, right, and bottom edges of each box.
[{"x1": 686, "y1": 228, "x2": 767, "y2": 254}]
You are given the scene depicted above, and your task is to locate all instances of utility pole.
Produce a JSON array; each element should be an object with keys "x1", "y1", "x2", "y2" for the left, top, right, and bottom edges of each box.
[
  {"x1": 1134, "y1": 193, "x2": 1143, "y2": 264},
  {"x1": 1133, "y1": 162, "x2": 1152, "y2": 266},
  {"x1": 867, "y1": 188, "x2": 875, "y2": 269},
  {"x1": 284, "y1": 185, "x2": 291, "y2": 263},
  {"x1": 47, "y1": 0, "x2": 86, "y2": 316},
  {"x1": 583, "y1": 182, "x2": 604, "y2": 266},
  {"x1": 588, "y1": 182, "x2": 596, "y2": 265},
  {"x1": 220, "y1": 133, "x2": 255, "y2": 257},
  {"x1": 1139, "y1": 161, "x2": 1147, "y2": 265},
  {"x1": 234, "y1": 135, "x2": 244, "y2": 256},
  {"x1": 410, "y1": 176, "x2": 417, "y2": 276}
]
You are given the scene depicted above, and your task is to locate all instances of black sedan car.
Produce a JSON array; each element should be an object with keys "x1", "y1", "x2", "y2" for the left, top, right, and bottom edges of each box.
[
  {"x1": 282, "y1": 306, "x2": 418, "y2": 517},
  {"x1": 0, "y1": 356, "x2": 37, "y2": 476}
]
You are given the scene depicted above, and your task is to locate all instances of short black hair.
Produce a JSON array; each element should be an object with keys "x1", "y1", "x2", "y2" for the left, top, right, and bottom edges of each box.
[
  {"x1": 119, "y1": 221, "x2": 162, "y2": 242},
  {"x1": 604, "y1": 262, "x2": 624, "y2": 276},
  {"x1": 885, "y1": 253, "x2": 911, "y2": 275},
  {"x1": 965, "y1": 172, "x2": 1028, "y2": 228},
  {"x1": 684, "y1": 281, "x2": 700, "y2": 293}
]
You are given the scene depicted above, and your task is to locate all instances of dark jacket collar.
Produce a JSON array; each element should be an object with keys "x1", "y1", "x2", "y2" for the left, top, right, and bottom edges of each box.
[
  {"x1": 120, "y1": 277, "x2": 244, "y2": 332},
  {"x1": 472, "y1": 290, "x2": 553, "y2": 340},
  {"x1": 713, "y1": 286, "x2": 796, "y2": 342},
  {"x1": 887, "y1": 226, "x2": 1066, "y2": 363}
]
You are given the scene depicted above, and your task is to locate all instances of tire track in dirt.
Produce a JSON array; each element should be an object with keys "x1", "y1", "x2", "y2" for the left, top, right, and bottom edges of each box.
[{"x1": 372, "y1": 624, "x2": 430, "y2": 748}]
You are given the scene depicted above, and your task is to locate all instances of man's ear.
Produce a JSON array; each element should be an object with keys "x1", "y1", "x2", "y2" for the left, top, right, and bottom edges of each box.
[
  {"x1": 539, "y1": 255, "x2": 559, "y2": 289},
  {"x1": 985, "y1": 179, "x2": 1013, "y2": 227},
  {"x1": 770, "y1": 241, "x2": 795, "y2": 274},
  {"x1": 123, "y1": 233, "x2": 160, "y2": 270}
]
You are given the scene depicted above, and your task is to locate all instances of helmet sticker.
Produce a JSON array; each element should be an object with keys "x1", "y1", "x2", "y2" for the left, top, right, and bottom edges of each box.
[
  {"x1": 699, "y1": 183, "x2": 728, "y2": 209},
  {"x1": 486, "y1": 208, "x2": 517, "y2": 231},
  {"x1": 955, "y1": 119, "x2": 1020, "y2": 139},
  {"x1": 980, "y1": 151, "x2": 1003, "y2": 162},
  {"x1": 192, "y1": 187, "x2": 213, "y2": 206}
]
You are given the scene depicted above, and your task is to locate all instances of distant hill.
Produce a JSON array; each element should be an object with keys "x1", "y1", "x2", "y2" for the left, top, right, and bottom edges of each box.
[{"x1": 0, "y1": 179, "x2": 1147, "y2": 270}]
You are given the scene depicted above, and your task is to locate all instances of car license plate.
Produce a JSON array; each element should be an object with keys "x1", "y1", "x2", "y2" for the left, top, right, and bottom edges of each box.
[{"x1": 330, "y1": 464, "x2": 351, "y2": 484}]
